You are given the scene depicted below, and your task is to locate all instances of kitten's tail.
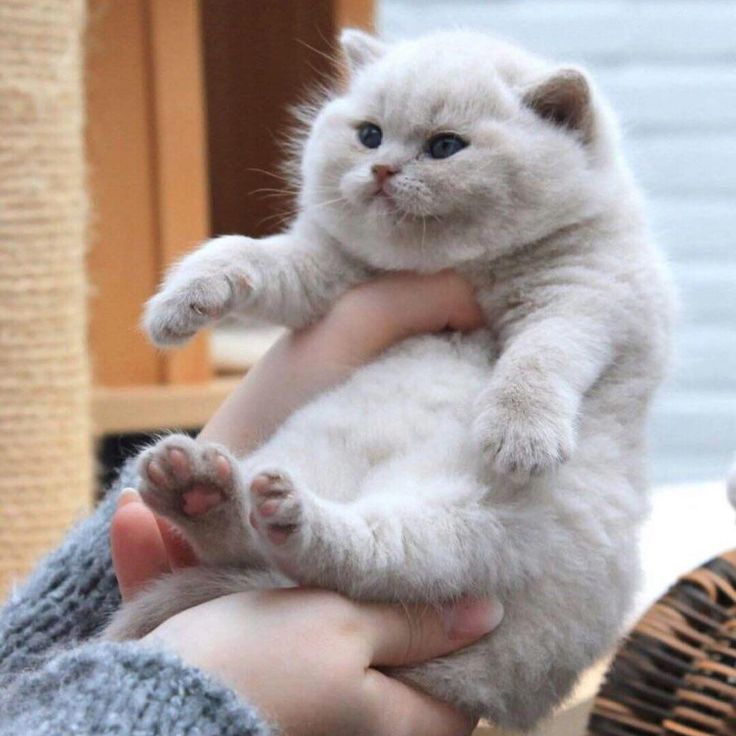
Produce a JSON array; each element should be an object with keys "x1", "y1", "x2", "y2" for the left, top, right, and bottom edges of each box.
[{"x1": 103, "y1": 566, "x2": 290, "y2": 641}]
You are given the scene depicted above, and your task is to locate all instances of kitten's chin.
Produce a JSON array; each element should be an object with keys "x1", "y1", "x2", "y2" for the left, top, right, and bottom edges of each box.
[
  {"x1": 375, "y1": 196, "x2": 418, "y2": 224},
  {"x1": 367, "y1": 193, "x2": 438, "y2": 224}
]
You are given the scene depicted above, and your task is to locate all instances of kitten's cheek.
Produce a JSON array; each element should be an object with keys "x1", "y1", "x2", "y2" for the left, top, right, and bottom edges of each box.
[{"x1": 338, "y1": 173, "x2": 371, "y2": 207}]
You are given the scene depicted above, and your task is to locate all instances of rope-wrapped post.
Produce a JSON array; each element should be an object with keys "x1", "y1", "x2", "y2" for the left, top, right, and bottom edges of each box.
[{"x1": 0, "y1": 1, "x2": 91, "y2": 598}]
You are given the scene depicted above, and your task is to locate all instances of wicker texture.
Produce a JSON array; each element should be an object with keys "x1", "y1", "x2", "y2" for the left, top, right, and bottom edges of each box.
[
  {"x1": 0, "y1": 0, "x2": 91, "y2": 598},
  {"x1": 589, "y1": 549, "x2": 736, "y2": 736}
]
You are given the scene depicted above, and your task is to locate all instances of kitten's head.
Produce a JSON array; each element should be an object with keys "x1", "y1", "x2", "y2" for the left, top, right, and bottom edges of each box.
[{"x1": 299, "y1": 30, "x2": 621, "y2": 271}]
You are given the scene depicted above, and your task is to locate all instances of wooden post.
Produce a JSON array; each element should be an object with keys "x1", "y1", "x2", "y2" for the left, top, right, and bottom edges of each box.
[
  {"x1": 336, "y1": 0, "x2": 375, "y2": 30},
  {"x1": 87, "y1": 0, "x2": 376, "y2": 436},
  {"x1": 86, "y1": 0, "x2": 211, "y2": 388},
  {"x1": 147, "y1": 0, "x2": 212, "y2": 383}
]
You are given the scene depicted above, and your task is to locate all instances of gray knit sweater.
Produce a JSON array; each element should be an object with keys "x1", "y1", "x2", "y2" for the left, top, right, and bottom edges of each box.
[{"x1": 0, "y1": 461, "x2": 272, "y2": 735}]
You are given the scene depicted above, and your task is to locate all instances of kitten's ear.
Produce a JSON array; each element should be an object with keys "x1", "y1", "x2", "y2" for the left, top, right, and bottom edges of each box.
[
  {"x1": 340, "y1": 29, "x2": 386, "y2": 73},
  {"x1": 522, "y1": 68, "x2": 593, "y2": 142}
]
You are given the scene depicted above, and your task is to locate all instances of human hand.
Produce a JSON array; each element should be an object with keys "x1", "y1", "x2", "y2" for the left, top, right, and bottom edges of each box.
[
  {"x1": 111, "y1": 491, "x2": 503, "y2": 736},
  {"x1": 199, "y1": 270, "x2": 484, "y2": 453}
]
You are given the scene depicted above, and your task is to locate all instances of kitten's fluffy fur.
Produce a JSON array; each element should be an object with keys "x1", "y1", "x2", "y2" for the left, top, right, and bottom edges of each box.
[{"x1": 106, "y1": 30, "x2": 673, "y2": 731}]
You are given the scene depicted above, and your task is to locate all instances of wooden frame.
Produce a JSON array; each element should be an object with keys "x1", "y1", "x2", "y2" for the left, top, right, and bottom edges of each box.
[
  {"x1": 336, "y1": 0, "x2": 376, "y2": 30},
  {"x1": 86, "y1": 0, "x2": 211, "y2": 388},
  {"x1": 86, "y1": 0, "x2": 377, "y2": 434}
]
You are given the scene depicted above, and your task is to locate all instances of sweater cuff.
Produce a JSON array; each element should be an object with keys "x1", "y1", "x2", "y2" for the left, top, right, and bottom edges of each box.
[
  {"x1": 0, "y1": 641, "x2": 274, "y2": 736},
  {"x1": 0, "y1": 459, "x2": 138, "y2": 674}
]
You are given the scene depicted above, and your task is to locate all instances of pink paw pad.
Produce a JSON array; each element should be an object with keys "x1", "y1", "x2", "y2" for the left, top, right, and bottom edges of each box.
[
  {"x1": 249, "y1": 472, "x2": 299, "y2": 545},
  {"x1": 250, "y1": 472, "x2": 285, "y2": 496},
  {"x1": 146, "y1": 460, "x2": 167, "y2": 487},
  {"x1": 179, "y1": 452, "x2": 231, "y2": 517},
  {"x1": 182, "y1": 485, "x2": 224, "y2": 516},
  {"x1": 265, "y1": 525, "x2": 296, "y2": 546},
  {"x1": 167, "y1": 448, "x2": 191, "y2": 483}
]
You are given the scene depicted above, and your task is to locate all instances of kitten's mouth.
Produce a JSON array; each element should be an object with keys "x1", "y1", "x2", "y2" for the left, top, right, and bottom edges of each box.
[
  {"x1": 365, "y1": 185, "x2": 427, "y2": 222},
  {"x1": 373, "y1": 193, "x2": 404, "y2": 221},
  {"x1": 371, "y1": 186, "x2": 399, "y2": 211}
]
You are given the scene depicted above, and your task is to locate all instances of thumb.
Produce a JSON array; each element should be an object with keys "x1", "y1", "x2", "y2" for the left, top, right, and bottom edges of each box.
[
  {"x1": 110, "y1": 488, "x2": 170, "y2": 601},
  {"x1": 361, "y1": 597, "x2": 504, "y2": 667}
]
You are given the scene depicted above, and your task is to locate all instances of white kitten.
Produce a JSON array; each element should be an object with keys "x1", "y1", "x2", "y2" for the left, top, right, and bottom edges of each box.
[{"x1": 106, "y1": 30, "x2": 674, "y2": 731}]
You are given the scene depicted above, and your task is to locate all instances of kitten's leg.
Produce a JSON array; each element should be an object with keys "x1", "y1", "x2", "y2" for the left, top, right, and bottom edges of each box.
[
  {"x1": 138, "y1": 434, "x2": 261, "y2": 566},
  {"x1": 104, "y1": 566, "x2": 288, "y2": 641},
  {"x1": 144, "y1": 231, "x2": 368, "y2": 346},
  {"x1": 248, "y1": 470, "x2": 498, "y2": 600},
  {"x1": 474, "y1": 313, "x2": 615, "y2": 476}
]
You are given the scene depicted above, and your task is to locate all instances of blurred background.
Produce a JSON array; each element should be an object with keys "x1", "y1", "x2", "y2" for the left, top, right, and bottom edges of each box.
[{"x1": 1, "y1": 2, "x2": 734, "y2": 733}]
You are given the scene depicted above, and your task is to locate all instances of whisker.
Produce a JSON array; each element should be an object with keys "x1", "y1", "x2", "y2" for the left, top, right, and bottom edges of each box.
[
  {"x1": 296, "y1": 37, "x2": 338, "y2": 68},
  {"x1": 307, "y1": 196, "x2": 348, "y2": 212},
  {"x1": 246, "y1": 167, "x2": 292, "y2": 182},
  {"x1": 255, "y1": 208, "x2": 300, "y2": 229},
  {"x1": 248, "y1": 187, "x2": 298, "y2": 197}
]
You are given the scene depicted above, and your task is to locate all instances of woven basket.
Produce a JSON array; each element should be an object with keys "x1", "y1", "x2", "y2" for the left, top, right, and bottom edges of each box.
[{"x1": 588, "y1": 549, "x2": 736, "y2": 736}]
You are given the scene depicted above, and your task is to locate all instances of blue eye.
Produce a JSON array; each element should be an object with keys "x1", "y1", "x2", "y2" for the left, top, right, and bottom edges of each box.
[
  {"x1": 358, "y1": 122, "x2": 382, "y2": 149},
  {"x1": 427, "y1": 133, "x2": 468, "y2": 159}
]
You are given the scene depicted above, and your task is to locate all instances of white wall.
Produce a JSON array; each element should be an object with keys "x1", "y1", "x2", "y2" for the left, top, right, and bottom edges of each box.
[{"x1": 379, "y1": 0, "x2": 736, "y2": 484}]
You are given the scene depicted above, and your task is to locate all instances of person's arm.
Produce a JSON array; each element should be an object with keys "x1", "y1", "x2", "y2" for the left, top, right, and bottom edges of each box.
[
  {"x1": 0, "y1": 465, "x2": 272, "y2": 736},
  {"x1": 200, "y1": 269, "x2": 484, "y2": 453},
  {"x1": 0, "y1": 271, "x2": 482, "y2": 669},
  {"x1": 0, "y1": 640, "x2": 272, "y2": 736},
  {"x1": 0, "y1": 460, "x2": 136, "y2": 675},
  {"x1": 0, "y1": 271, "x2": 486, "y2": 736},
  {"x1": 115, "y1": 491, "x2": 502, "y2": 736}
]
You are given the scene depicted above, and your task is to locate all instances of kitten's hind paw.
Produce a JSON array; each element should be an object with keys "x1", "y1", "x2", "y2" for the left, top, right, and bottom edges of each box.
[
  {"x1": 247, "y1": 470, "x2": 325, "y2": 582},
  {"x1": 249, "y1": 471, "x2": 307, "y2": 546},
  {"x1": 138, "y1": 435, "x2": 243, "y2": 525}
]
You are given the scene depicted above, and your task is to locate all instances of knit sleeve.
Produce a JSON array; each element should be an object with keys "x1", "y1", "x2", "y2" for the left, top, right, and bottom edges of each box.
[
  {"x1": 0, "y1": 459, "x2": 137, "y2": 675},
  {"x1": 0, "y1": 641, "x2": 272, "y2": 736},
  {"x1": 0, "y1": 461, "x2": 275, "y2": 735}
]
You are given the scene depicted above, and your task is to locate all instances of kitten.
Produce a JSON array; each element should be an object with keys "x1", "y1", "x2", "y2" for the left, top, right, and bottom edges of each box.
[{"x1": 106, "y1": 30, "x2": 673, "y2": 731}]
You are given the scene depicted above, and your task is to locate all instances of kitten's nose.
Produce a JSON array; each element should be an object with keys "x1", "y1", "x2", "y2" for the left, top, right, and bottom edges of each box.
[{"x1": 372, "y1": 164, "x2": 399, "y2": 187}]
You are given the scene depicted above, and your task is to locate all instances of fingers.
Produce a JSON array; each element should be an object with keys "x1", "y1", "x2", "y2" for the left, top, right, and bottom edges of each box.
[
  {"x1": 110, "y1": 488, "x2": 170, "y2": 601},
  {"x1": 365, "y1": 670, "x2": 477, "y2": 736},
  {"x1": 360, "y1": 597, "x2": 504, "y2": 667}
]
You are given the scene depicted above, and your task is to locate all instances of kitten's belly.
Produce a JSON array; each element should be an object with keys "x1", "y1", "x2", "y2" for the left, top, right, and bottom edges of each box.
[{"x1": 247, "y1": 329, "x2": 496, "y2": 502}]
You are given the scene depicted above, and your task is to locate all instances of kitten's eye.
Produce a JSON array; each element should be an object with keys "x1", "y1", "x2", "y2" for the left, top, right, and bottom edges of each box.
[
  {"x1": 427, "y1": 133, "x2": 468, "y2": 159},
  {"x1": 358, "y1": 122, "x2": 382, "y2": 149}
]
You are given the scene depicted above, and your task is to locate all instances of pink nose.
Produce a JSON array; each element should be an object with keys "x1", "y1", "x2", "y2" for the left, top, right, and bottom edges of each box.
[{"x1": 372, "y1": 164, "x2": 399, "y2": 187}]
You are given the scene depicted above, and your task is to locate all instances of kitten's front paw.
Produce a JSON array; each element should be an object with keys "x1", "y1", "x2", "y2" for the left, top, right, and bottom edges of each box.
[
  {"x1": 473, "y1": 394, "x2": 576, "y2": 476},
  {"x1": 143, "y1": 271, "x2": 248, "y2": 347}
]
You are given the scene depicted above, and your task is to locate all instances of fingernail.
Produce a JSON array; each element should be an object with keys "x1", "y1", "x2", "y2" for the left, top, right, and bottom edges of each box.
[
  {"x1": 117, "y1": 487, "x2": 141, "y2": 506},
  {"x1": 443, "y1": 598, "x2": 504, "y2": 640}
]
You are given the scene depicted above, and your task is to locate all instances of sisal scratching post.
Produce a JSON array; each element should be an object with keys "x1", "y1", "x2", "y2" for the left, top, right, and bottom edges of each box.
[{"x1": 0, "y1": 1, "x2": 92, "y2": 599}]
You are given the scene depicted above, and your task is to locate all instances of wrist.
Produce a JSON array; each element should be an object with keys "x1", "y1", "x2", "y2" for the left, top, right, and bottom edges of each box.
[
  {"x1": 328, "y1": 271, "x2": 484, "y2": 354},
  {"x1": 326, "y1": 288, "x2": 409, "y2": 359}
]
